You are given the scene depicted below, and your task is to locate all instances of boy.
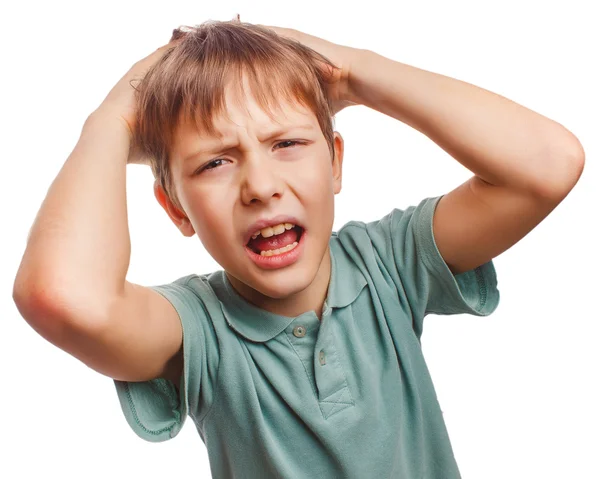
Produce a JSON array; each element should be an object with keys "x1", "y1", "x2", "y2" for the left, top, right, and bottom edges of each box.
[{"x1": 13, "y1": 19, "x2": 584, "y2": 478}]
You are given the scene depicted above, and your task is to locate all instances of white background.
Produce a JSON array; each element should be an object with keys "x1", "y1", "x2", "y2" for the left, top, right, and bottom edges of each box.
[{"x1": 2, "y1": 1, "x2": 598, "y2": 478}]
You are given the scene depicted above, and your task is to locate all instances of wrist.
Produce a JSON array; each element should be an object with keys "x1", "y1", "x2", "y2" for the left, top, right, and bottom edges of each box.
[
  {"x1": 345, "y1": 47, "x2": 373, "y2": 107},
  {"x1": 79, "y1": 110, "x2": 133, "y2": 161},
  {"x1": 87, "y1": 108, "x2": 131, "y2": 137}
]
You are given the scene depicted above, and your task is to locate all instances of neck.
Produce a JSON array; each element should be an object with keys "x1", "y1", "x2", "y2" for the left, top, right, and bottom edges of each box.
[{"x1": 226, "y1": 245, "x2": 331, "y2": 320}]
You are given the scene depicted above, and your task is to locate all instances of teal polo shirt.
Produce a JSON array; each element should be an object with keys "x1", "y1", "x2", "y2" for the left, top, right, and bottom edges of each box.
[{"x1": 114, "y1": 194, "x2": 500, "y2": 478}]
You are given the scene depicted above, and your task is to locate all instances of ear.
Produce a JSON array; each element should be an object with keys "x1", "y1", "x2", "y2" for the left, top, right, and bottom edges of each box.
[
  {"x1": 153, "y1": 180, "x2": 196, "y2": 237},
  {"x1": 332, "y1": 132, "x2": 344, "y2": 195}
]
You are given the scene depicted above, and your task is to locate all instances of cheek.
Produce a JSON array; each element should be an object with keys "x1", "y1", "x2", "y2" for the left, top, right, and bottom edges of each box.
[
  {"x1": 185, "y1": 192, "x2": 233, "y2": 243},
  {"x1": 293, "y1": 155, "x2": 334, "y2": 188},
  {"x1": 302, "y1": 163, "x2": 336, "y2": 202}
]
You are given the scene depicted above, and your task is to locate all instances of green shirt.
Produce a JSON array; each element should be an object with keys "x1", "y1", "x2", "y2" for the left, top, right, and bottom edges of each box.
[{"x1": 114, "y1": 195, "x2": 500, "y2": 478}]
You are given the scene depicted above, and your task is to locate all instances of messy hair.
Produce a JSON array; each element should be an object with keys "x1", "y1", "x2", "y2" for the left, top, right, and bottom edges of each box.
[{"x1": 130, "y1": 20, "x2": 341, "y2": 210}]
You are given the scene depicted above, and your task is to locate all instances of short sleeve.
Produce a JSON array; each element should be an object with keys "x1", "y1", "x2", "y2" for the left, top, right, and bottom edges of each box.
[
  {"x1": 113, "y1": 277, "x2": 207, "y2": 442},
  {"x1": 365, "y1": 195, "x2": 500, "y2": 338}
]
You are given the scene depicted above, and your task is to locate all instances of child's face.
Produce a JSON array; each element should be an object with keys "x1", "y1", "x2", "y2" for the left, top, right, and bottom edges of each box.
[{"x1": 155, "y1": 79, "x2": 344, "y2": 303}]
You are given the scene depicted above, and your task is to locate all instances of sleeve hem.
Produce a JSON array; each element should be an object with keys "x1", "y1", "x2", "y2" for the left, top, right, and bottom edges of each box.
[
  {"x1": 113, "y1": 377, "x2": 183, "y2": 442},
  {"x1": 112, "y1": 279, "x2": 198, "y2": 442},
  {"x1": 416, "y1": 195, "x2": 500, "y2": 317}
]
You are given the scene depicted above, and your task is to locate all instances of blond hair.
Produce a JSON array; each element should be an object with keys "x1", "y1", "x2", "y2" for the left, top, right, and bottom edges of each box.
[{"x1": 130, "y1": 20, "x2": 340, "y2": 209}]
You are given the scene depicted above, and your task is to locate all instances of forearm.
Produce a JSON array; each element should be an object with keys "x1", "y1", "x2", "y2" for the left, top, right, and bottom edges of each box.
[
  {"x1": 349, "y1": 49, "x2": 582, "y2": 194},
  {"x1": 14, "y1": 111, "x2": 132, "y2": 323}
]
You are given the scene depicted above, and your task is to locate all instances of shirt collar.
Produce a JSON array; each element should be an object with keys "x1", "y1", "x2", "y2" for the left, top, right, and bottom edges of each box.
[{"x1": 207, "y1": 233, "x2": 367, "y2": 343}]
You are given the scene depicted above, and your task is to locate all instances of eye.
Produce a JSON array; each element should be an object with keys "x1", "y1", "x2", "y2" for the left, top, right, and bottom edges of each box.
[
  {"x1": 195, "y1": 140, "x2": 305, "y2": 175},
  {"x1": 199, "y1": 158, "x2": 229, "y2": 173},
  {"x1": 275, "y1": 140, "x2": 303, "y2": 149}
]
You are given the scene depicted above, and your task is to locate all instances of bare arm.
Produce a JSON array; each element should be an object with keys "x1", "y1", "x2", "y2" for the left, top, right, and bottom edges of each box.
[
  {"x1": 15, "y1": 113, "x2": 131, "y2": 321},
  {"x1": 13, "y1": 42, "x2": 184, "y2": 387}
]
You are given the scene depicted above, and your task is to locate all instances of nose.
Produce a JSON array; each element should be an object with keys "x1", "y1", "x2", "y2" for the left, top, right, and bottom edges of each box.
[{"x1": 240, "y1": 155, "x2": 284, "y2": 205}]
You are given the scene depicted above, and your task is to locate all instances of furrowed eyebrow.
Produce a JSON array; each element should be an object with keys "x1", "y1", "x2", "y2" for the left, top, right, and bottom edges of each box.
[{"x1": 182, "y1": 124, "x2": 315, "y2": 163}]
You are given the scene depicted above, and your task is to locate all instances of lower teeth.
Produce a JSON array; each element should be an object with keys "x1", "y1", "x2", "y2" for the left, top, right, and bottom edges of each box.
[{"x1": 260, "y1": 241, "x2": 299, "y2": 257}]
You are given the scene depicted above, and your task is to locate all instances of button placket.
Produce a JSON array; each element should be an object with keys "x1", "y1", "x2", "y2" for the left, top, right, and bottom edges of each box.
[{"x1": 312, "y1": 310, "x2": 354, "y2": 418}]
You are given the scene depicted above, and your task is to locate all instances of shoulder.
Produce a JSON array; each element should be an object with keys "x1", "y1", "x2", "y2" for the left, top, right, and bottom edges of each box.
[
  {"x1": 153, "y1": 273, "x2": 215, "y2": 305},
  {"x1": 149, "y1": 273, "x2": 223, "y2": 342}
]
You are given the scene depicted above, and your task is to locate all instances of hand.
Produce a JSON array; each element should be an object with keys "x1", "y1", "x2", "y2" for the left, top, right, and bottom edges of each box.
[
  {"x1": 256, "y1": 23, "x2": 362, "y2": 115},
  {"x1": 92, "y1": 35, "x2": 184, "y2": 163}
]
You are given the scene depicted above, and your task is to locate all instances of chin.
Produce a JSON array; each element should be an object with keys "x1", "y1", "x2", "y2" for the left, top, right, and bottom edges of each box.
[
  {"x1": 222, "y1": 236, "x2": 324, "y2": 301},
  {"x1": 250, "y1": 271, "x2": 312, "y2": 300}
]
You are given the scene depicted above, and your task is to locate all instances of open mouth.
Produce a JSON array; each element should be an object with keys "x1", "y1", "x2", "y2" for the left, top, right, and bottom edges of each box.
[{"x1": 246, "y1": 225, "x2": 305, "y2": 255}]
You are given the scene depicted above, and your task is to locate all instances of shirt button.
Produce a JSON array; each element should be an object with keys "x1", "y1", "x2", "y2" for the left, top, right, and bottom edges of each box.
[
  {"x1": 293, "y1": 325, "x2": 306, "y2": 338},
  {"x1": 319, "y1": 350, "x2": 326, "y2": 365}
]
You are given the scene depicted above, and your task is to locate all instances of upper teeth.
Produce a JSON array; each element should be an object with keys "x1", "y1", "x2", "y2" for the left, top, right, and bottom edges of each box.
[{"x1": 252, "y1": 223, "x2": 295, "y2": 239}]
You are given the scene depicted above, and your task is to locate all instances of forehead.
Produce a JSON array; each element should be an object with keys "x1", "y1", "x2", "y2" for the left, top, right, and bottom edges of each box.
[
  {"x1": 182, "y1": 86, "x2": 317, "y2": 138},
  {"x1": 172, "y1": 83, "x2": 320, "y2": 164}
]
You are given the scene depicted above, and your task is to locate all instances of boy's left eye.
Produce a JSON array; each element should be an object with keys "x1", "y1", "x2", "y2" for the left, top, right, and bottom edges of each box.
[
  {"x1": 195, "y1": 140, "x2": 304, "y2": 175},
  {"x1": 274, "y1": 140, "x2": 301, "y2": 149}
]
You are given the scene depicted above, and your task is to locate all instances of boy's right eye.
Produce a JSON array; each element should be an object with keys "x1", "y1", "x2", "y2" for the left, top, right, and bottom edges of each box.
[{"x1": 196, "y1": 158, "x2": 230, "y2": 175}]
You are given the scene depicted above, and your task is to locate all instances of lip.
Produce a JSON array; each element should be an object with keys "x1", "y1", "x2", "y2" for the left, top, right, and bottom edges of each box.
[
  {"x1": 243, "y1": 215, "x2": 304, "y2": 245},
  {"x1": 244, "y1": 227, "x2": 306, "y2": 270}
]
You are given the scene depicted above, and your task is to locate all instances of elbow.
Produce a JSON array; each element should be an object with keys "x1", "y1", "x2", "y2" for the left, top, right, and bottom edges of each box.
[
  {"x1": 13, "y1": 272, "x2": 107, "y2": 340},
  {"x1": 13, "y1": 275, "x2": 70, "y2": 339},
  {"x1": 531, "y1": 137, "x2": 585, "y2": 201}
]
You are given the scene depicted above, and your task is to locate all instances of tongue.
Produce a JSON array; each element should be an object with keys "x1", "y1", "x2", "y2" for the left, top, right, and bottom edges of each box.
[{"x1": 248, "y1": 229, "x2": 298, "y2": 252}]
